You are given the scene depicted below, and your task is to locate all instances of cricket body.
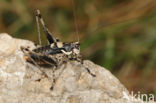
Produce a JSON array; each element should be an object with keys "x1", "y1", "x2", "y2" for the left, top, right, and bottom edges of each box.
[
  {"x1": 21, "y1": 10, "x2": 96, "y2": 78},
  {"x1": 21, "y1": 9, "x2": 81, "y2": 67}
]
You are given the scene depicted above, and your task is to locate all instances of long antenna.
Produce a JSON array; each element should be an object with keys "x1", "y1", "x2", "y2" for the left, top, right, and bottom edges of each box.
[
  {"x1": 35, "y1": 11, "x2": 42, "y2": 45},
  {"x1": 72, "y1": 0, "x2": 79, "y2": 42}
]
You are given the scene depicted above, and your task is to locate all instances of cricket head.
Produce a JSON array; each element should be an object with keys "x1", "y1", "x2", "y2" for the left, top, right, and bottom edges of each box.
[{"x1": 72, "y1": 42, "x2": 80, "y2": 55}]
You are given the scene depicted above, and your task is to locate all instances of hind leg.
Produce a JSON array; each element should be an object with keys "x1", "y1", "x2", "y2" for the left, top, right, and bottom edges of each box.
[{"x1": 35, "y1": 9, "x2": 55, "y2": 44}]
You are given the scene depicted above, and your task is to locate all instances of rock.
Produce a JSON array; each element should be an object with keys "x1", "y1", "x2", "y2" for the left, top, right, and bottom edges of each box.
[{"x1": 0, "y1": 33, "x2": 155, "y2": 103}]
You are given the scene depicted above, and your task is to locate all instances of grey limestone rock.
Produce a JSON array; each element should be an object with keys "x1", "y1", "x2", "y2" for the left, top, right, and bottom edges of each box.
[{"x1": 0, "y1": 33, "x2": 155, "y2": 103}]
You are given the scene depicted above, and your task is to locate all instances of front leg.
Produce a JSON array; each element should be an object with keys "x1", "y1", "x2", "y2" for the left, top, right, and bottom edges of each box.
[{"x1": 68, "y1": 54, "x2": 96, "y2": 77}]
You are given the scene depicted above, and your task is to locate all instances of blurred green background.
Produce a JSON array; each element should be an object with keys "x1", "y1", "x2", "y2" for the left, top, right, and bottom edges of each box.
[{"x1": 0, "y1": 0, "x2": 156, "y2": 97}]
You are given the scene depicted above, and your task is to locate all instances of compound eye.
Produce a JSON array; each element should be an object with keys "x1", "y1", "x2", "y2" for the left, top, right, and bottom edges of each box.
[
  {"x1": 74, "y1": 42, "x2": 80, "y2": 49},
  {"x1": 75, "y1": 44, "x2": 80, "y2": 49}
]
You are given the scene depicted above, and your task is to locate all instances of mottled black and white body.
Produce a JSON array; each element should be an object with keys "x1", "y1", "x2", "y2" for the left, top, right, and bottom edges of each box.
[
  {"x1": 21, "y1": 10, "x2": 81, "y2": 67},
  {"x1": 21, "y1": 10, "x2": 95, "y2": 78}
]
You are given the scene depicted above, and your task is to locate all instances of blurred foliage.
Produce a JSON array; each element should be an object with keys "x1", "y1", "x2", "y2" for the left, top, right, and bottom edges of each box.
[{"x1": 0, "y1": 0, "x2": 156, "y2": 98}]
